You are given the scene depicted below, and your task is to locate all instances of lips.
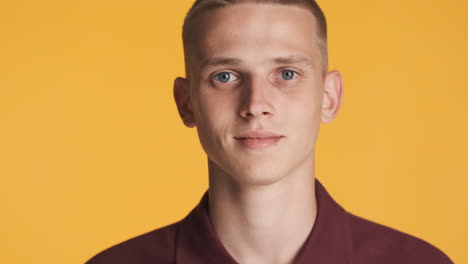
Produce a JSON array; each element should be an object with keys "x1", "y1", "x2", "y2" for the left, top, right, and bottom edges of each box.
[{"x1": 234, "y1": 131, "x2": 284, "y2": 150}]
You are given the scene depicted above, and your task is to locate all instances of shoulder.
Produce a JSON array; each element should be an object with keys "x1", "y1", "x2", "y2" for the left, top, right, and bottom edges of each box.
[
  {"x1": 86, "y1": 222, "x2": 180, "y2": 264},
  {"x1": 347, "y1": 213, "x2": 453, "y2": 264}
]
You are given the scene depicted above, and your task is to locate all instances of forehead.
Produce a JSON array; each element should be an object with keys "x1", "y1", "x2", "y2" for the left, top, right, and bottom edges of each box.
[{"x1": 189, "y1": 4, "x2": 321, "y2": 67}]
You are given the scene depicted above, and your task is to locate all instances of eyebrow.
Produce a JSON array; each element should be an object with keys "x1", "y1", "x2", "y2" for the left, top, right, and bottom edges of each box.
[
  {"x1": 272, "y1": 55, "x2": 313, "y2": 66},
  {"x1": 201, "y1": 57, "x2": 243, "y2": 68},
  {"x1": 200, "y1": 55, "x2": 313, "y2": 69}
]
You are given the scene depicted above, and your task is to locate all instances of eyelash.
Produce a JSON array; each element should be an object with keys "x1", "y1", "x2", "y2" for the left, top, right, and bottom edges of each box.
[
  {"x1": 279, "y1": 69, "x2": 298, "y2": 80},
  {"x1": 210, "y1": 69, "x2": 300, "y2": 86},
  {"x1": 212, "y1": 72, "x2": 239, "y2": 84}
]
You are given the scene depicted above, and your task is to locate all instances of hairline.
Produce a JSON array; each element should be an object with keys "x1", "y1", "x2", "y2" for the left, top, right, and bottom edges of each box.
[{"x1": 182, "y1": 1, "x2": 329, "y2": 79}]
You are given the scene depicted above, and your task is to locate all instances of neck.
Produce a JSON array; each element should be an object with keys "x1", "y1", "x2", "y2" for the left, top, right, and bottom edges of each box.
[{"x1": 208, "y1": 158, "x2": 317, "y2": 264}]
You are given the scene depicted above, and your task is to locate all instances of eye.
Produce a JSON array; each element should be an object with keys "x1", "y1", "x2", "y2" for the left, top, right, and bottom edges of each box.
[
  {"x1": 214, "y1": 72, "x2": 238, "y2": 83},
  {"x1": 280, "y1": 70, "x2": 297, "y2": 80}
]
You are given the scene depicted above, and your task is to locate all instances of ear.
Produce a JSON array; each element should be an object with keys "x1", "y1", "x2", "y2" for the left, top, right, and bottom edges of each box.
[
  {"x1": 321, "y1": 70, "x2": 344, "y2": 124},
  {"x1": 173, "y1": 77, "x2": 196, "y2": 128}
]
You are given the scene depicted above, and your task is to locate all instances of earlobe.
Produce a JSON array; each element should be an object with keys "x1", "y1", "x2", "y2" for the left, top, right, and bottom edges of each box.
[
  {"x1": 173, "y1": 77, "x2": 196, "y2": 128},
  {"x1": 321, "y1": 70, "x2": 344, "y2": 124}
]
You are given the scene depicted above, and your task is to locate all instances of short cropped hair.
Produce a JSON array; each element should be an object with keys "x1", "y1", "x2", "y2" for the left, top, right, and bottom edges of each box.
[{"x1": 182, "y1": 0, "x2": 328, "y2": 78}]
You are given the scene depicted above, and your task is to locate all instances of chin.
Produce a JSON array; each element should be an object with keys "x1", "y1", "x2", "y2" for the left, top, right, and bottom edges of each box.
[
  {"x1": 228, "y1": 162, "x2": 289, "y2": 186},
  {"x1": 207, "y1": 150, "x2": 299, "y2": 187}
]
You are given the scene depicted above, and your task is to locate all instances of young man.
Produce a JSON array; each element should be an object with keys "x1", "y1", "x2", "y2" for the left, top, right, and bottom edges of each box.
[{"x1": 87, "y1": 1, "x2": 453, "y2": 263}]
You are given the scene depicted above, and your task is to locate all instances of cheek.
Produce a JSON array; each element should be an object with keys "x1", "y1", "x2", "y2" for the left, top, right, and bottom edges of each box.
[
  {"x1": 290, "y1": 85, "x2": 323, "y2": 111},
  {"x1": 193, "y1": 90, "x2": 237, "y2": 140},
  {"x1": 199, "y1": 85, "x2": 242, "y2": 114},
  {"x1": 193, "y1": 93, "x2": 239, "y2": 161},
  {"x1": 286, "y1": 88, "x2": 323, "y2": 129}
]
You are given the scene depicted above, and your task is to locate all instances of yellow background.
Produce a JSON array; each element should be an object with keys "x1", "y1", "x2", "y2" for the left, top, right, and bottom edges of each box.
[{"x1": 1, "y1": 0, "x2": 466, "y2": 263}]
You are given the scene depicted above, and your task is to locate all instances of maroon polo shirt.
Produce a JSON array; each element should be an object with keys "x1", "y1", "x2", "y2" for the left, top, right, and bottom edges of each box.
[{"x1": 87, "y1": 179, "x2": 453, "y2": 263}]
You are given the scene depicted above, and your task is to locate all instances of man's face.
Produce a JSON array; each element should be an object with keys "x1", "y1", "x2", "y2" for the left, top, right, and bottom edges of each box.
[{"x1": 175, "y1": 4, "x2": 342, "y2": 186}]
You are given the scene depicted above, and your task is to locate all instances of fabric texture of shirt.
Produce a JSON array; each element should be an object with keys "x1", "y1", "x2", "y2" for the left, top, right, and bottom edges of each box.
[{"x1": 86, "y1": 179, "x2": 453, "y2": 264}]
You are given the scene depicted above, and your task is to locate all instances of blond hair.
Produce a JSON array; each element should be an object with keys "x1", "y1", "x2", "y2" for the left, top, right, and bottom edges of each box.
[{"x1": 182, "y1": 0, "x2": 328, "y2": 78}]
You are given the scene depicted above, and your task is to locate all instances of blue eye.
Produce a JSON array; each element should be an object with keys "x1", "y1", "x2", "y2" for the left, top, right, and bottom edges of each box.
[
  {"x1": 281, "y1": 70, "x2": 296, "y2": 80},
  {"x1": 216, "y1": 72, "x2": 234, "y2": 83}
]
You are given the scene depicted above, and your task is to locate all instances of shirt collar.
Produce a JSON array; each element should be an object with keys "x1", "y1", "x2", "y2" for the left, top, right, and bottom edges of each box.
[{"x1": 176, "y1": 178, "x2": 353, "y2": 264}]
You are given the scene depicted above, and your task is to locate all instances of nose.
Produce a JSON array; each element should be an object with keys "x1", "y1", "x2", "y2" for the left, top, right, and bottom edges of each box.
[{"x1": 239, "y1": 77, "x2": 275, "y2": 120}]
